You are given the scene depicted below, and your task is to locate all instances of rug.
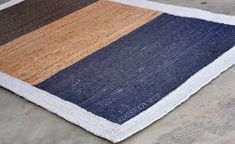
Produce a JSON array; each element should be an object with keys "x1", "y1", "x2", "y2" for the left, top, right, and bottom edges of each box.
[{"x1": 0, "y1": 0, "x2": 235, "y2": 142}]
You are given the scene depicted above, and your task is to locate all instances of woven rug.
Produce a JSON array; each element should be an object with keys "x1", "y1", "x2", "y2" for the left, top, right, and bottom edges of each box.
[{"x1": 1, "y1": 0, "x2": 235, "y2": 142}]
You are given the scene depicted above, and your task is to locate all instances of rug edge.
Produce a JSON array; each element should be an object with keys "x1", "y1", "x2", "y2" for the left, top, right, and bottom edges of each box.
[
  {"x1": 1, "y1": 0, "x2": 235, "y2": 142},
  {"x1": 114, "y1": 46, "x2": 235, "y2": 142},
  {"x1": 0, "y1": 72, "x2": 120, "y2": 142},
  {"x1": 1, "y1": 45, "x2": 235, "y2": 142},
  {"x1": 110, "y1": 0, "x2": 235, "y2": 26},
  {"x1": 0, "y1": 0, "x2": 24, "y2": 11}
]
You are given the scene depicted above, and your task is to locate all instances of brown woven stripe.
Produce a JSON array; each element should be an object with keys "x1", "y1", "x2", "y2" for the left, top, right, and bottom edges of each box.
[
  {"x1": 0, "y1": 0, "x2": 161, "y2": 84},
  {"x1": 0, "y1": 0, "x2": 97, "y2": 45}
]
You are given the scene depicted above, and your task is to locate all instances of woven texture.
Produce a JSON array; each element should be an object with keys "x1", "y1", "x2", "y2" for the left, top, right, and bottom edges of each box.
[
  {"x1": 0, "y1": 0, "x2": 97, "y2": 45},
  {"x1": 0, "y1": 0, "x2": 235, "y2": 142},
  {"x1": 37, "y1": 13, "x2": 235, "y2": 123},
  {"x1": 0, "y1": 0, "x2": 160, "y2": 84}
]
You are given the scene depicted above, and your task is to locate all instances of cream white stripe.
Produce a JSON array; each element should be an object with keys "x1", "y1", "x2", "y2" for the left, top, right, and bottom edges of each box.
[
  {"x1": 1, "y1": 45, "x2": 235, "y2": 142},
  {"x1": 0, "y1": 0, "x2": 24, "y2": 11},
  {"x1": 110, "y1": 0, "x2": 235, "y2": 26}
]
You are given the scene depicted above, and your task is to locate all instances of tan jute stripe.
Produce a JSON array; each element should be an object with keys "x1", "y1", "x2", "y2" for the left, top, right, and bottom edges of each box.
[{"x1": 0, "y1": 0, "x2": 161, "y2": 85}]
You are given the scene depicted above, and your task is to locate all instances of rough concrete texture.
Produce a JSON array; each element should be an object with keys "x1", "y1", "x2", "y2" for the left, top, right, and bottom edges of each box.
[
  {"x1": 0, "y1": 0, "x2": 235, "y2": 144},
  {"x1": 0, "y1": 0, "x2": 10, "y2": 5},
  {"x1": 150, "y1": 0, "x2": 235, "y2": 15}
]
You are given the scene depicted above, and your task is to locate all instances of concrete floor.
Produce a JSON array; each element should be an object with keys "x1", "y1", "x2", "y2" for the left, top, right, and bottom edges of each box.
[
  {"x1": 150, "y1": 0, "x2": 235, "y2": 15},
  {"x1": 0, "y1": 0, "x2": 235, "y2": 144},
  {"x1": 0, "y1": 0, "x2": 9, "y2": 5}
]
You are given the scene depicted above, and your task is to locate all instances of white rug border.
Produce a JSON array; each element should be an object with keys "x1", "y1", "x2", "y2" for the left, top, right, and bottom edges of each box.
[
  {"x1": 1, "y1": 46, "x2": 235, "y2": 142},
  {"x1": 0, "y1": 0, "x2": 23, "y2": 11},
  {"x1": 110, "y1": 0, "x2": 235, "y2": 26},
  {"x1": 0, "y1": 0, "x2": 235, "y2": 143}
]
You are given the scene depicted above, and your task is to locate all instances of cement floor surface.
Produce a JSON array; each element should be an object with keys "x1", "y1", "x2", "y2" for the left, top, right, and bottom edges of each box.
[
  {"x1": 0, "y1": 0, "x2": 235, "y2": 144},
  {"x1": 0, "y1": 0, "x2": 9, "y2": 5}
]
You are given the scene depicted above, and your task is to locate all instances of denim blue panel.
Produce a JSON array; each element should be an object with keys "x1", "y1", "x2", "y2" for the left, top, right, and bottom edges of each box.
[{"x1": 36, "y1": 14, "x2": 235, "y2": 124}]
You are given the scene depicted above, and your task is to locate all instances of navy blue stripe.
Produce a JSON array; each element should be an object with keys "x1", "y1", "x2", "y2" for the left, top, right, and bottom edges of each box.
[{"x1": 36, "y1": 14, "x2": 235, "y2": 124}]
